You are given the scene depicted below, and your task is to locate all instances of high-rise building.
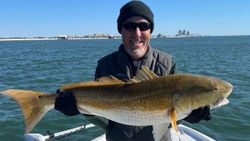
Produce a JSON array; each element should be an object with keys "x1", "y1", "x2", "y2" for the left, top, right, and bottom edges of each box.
[
  {"x1": 178, "y1": 30, "x2": 182, "y2": 36},
  {"x1": 182, "y1": 30, "x2": 186, "y2": 35}
]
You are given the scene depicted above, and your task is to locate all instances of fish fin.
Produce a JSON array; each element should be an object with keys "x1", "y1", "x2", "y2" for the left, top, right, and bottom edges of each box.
[
  {"x1": 61, "y1": 67, "x2": 158, "y2": 90},
  {"x1": 169, "y1": 108, "x2": 178, "y2": 132},
  {"x1": 97, "y1": 76, "x2": 125, "y2": 84},
  {"x1": 77, "y1": 106, "x2": 92, "y2": 115},
  {"x1": 0, "y1": 89, "x2": 51, "y2": 133},
  {"x1": 152, "y1": 123, "x2": 170, "y2": 141},
  {"x1": 128, "y1": 66, "x2": 159, "y2": 83},
  {"x1": 61, "y1": 76, "x2": 125, "y2": 91}
]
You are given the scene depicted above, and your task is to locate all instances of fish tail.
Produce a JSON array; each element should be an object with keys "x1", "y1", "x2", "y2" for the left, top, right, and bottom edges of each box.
[{"x1": 1, "y1": 89, "x2": 52, "y2": 133}]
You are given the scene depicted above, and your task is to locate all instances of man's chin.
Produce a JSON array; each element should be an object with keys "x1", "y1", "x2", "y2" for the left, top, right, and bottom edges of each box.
[{"x1": 129, "y1": 52, "x2": 144, "y2": 60}]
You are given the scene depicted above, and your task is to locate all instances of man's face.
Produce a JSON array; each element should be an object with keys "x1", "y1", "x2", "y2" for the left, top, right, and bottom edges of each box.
[{"x1": 121, "y1": 16, "x2": 151, "y2": 60}]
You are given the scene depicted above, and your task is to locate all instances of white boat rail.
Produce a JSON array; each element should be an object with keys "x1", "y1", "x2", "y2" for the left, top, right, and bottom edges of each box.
[
  {"x1": 24, "y1": 124, "x2": 95, "y2": 141},
  {"x1": 24, "y1": 124, "x2": 216, "y2": 141}
]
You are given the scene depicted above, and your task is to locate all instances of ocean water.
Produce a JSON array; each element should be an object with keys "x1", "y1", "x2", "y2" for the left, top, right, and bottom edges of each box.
[{"x1": 0, "y1": 36, "x2": 249, "y2": 141}]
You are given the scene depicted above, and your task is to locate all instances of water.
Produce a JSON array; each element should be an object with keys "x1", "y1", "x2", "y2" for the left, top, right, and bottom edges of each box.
[{"x1": 0, "y1": 36, "x2": 249, "y2": 141}]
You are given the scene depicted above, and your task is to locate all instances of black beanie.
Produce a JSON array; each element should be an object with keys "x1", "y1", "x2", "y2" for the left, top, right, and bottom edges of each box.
[{"x1": 117, "y1": 0, "x2": 154, "y2": 34}]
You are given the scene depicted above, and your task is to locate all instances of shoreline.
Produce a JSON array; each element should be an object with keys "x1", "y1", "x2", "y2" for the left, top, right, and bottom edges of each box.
[
  {"x1": 1, "y1": 35, "x2": 249, "y2": 42},
  {"x1": 0, "y1": 38, "x2": 54, "y2": 42}
]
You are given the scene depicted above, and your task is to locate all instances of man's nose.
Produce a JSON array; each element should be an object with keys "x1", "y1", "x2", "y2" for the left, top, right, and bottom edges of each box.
[{"x1": 134, "y1": 27, "x2": 142, "y2": 36}]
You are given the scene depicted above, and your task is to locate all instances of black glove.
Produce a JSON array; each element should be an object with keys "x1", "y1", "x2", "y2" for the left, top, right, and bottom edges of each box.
[
  {"x1": 184, "y1": 106, "x2": 211, "y2": 123},
  {"x1": 54, "y1": 89, "x2": 80, "y2": 116}
]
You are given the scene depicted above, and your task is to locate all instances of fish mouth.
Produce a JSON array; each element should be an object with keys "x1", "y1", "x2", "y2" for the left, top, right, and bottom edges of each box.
[
  {"x1": 217, "y1": 98, "x2": 229, "y2": 107},
  {"x1": 226, "y1": 82, "x2": 233, "y2": 95},
  {"x1": 211, "y1": 97, "x2": 229, "y2": 109}
]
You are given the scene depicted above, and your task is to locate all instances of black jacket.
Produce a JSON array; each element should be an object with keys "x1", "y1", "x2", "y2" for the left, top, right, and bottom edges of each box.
[
  {"x1": 95, "y1": 44, "x2": 176, "y2": 141},
  {"x1": 96, "y1": 45, "x2": 175, "y2": 80}
]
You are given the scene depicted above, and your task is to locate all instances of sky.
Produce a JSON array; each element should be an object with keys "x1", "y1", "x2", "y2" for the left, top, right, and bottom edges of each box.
[{"x1": 0, "y1": 0, "x2": 249, "y2": 37}]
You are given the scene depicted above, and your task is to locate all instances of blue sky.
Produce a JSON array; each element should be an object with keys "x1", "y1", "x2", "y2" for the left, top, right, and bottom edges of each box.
[{"x1": 0, "y1": 0, "x2": 249, "y2": 37}]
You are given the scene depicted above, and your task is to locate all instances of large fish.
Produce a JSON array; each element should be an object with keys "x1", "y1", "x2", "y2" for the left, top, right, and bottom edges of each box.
[{"x1": 0, "y1": 67, "x2": 232, "y2": 135}]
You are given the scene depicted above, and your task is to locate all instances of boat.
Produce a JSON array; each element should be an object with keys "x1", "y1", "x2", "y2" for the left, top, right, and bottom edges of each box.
[{"x1": 24, "y1": 124, "x2": 216, "y2": 141}]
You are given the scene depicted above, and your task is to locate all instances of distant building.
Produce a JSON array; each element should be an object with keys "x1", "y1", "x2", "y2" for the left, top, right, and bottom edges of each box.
[
  {"x1": 176, "y1": 29, "x2": 192, "y2": 37},
  {"x1": 181, "y1": 30, "x2": 186, "y2": 35},
  {"x1": 178, "y1": 30, "x2": 182, "y2": 36},
  {"x1": 57, "y1": 35, "x2": 68, "y2": 40},
  {"x1": 157, "y1": 34, "x2": 167, "y2": 38}
]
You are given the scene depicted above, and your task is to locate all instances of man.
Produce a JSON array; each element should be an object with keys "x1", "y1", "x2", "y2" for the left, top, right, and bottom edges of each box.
[{"x1": 55, "y1": 1, "x2": 211, "y2": 141}]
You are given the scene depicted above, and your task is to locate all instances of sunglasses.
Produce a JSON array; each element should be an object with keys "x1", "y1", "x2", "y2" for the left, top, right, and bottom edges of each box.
[{"x1": 122, "y1": 22, "x2": 151, "y2": 32}]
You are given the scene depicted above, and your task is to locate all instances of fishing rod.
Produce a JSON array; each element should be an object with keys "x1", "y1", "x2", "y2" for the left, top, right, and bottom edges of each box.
[{"x1": 24, "y1": 124, "x2": 95, "y2": 141}]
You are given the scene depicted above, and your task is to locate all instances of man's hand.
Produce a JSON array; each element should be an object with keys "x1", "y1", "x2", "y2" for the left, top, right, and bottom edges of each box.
[
  {"x1": 184, "y1": 106, "x2": 211, "y2": 123},
  {"x1": 54, "y1": 89, "x2": 80, "y2": 116}
]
